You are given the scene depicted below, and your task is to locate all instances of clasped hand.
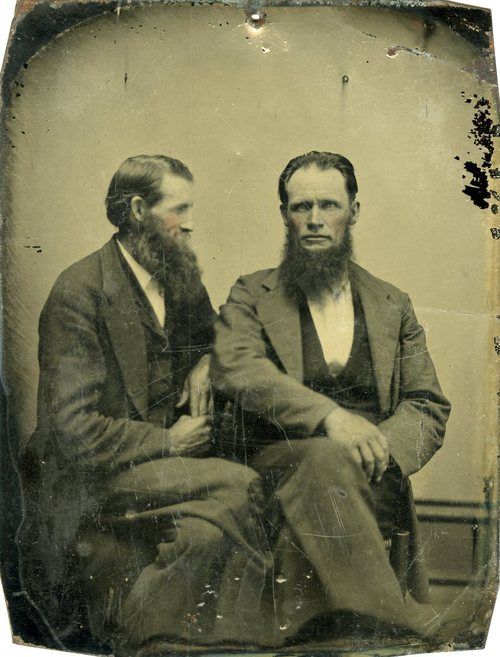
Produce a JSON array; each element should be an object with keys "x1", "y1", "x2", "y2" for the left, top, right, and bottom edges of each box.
[
  {"x1": 324, "y1": 407, "x2": 389, "y2": 482},
  {"x1": 170, "y1": 355, "x2": 213, "y2": 456},
  {"x1": 169, "y1": 414, "x2": 212, "y2": 456},
  {"x1": 176, "y1": 354, "x2": 213, "y2": 417}
]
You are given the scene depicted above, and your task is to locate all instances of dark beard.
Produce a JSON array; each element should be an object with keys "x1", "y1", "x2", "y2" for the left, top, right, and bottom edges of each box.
[
  {"x1": 279, "y1": 226, "x2": 353, "y2": 302},
  {"x1": 132, "y1": 224, "x2": 204, "y2": 311}
]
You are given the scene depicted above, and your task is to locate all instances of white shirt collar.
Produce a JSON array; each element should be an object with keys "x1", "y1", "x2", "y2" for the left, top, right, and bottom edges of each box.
[
  {"x1": 309, "y1": 276, "x2": 351, "y2": 308},
  {"x1": 116, "y1": 238, "x2": 156, "y2": 291},
  {"x1": 116, "y1": 238, "x2": 165, "y2": 326},
  {"x1": 331, "y1": 275, "x2": 350, "y2": 299}
]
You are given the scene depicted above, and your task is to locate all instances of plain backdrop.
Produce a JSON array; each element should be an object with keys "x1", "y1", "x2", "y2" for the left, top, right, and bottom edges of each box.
[
  {"x1": 0, "y1": 1, "x2": 498, "y2": 657},
  {"x1": 1, "y1": 2, "x2": 496, "y2": 502}
]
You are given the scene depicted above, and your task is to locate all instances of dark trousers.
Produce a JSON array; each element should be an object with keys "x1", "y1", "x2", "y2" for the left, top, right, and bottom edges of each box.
[
  {"x1": 247, "y1": 437, "x2": 428, "y2": 641},
  {"x1": 78, "y1": 457, "x2": 266, "y2": 649}
]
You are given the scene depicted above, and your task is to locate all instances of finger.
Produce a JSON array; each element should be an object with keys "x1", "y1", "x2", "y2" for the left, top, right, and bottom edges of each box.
[
  {"x1": 349, "y1": 447, "x2": 363, "y2": 471},
  {"x1": 175, "y1": 385, "x2": 189, "y2": 409},
  {"x1": 191, "y1": 414, "x2": 210, "y2": 427},
  {"x1": 190, "y1": 381, "x2": 201, "y2": 417},
  {"x1": 358, "y1": 442, "x2": 375, "y2": 481},
  {"x1": 374, "y1": 430, "x2": 389, "y2": 457},
  {"x1": 188, "y1": 427, "x2": 211, "y2": 440},
  {"x1": 197, "y1": 386, "x2": 209, "y2": 416},
  {"x1": 191, "y1": 429, "x2": 211, "y2": 441},
  {"x1": 188, "y1": 434, "x2": 211, "y2": 452},
  {"x1": 207, "y1": 388, "x2": 214, "y2": 418},
  {"x1": 368, "y1": 439, "x2": 388, "y2": 482},
  {"x1": 193, "y1": 442, "x2": 212, "y2": 456}
]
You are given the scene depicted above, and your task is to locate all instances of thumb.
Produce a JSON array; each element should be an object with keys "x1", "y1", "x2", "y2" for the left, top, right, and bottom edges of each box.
[{"x1": 176, "y1": 384, "x2": 189, "y2": 408}]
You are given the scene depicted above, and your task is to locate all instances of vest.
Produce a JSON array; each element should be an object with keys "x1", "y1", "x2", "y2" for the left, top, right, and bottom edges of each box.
[
  {"x1": 116, "y1": 249, "x2": 215, "y2": 428},
  {"x1": 300, "y1": 284, "x2": 381, "y2": 424}
]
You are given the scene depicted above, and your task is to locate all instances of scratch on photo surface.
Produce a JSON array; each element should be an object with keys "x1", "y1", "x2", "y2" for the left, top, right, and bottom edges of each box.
[
  {"x1": 327, "y1": 486, "x2": 346, "y2": 532},
  {"x1": 302, "y1": 531, "x2": 363, "y2": 539}
]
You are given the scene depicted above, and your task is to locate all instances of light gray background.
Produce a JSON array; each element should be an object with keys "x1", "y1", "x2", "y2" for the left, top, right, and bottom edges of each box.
[
  {"x1": 0, "y1": 2, "x2": 499, "y2": 656},
  {"x1": 3, "y1": 4, "x2": 496, "y2": 503}
]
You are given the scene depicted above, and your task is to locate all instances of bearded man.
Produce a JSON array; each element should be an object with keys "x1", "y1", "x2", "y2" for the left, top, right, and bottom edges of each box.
[
  {"x1": 19, "y1": 155, "x2": 265, "y2": 654},
  {"x1": 211, "y1": 151, "x2": 452, "y2": 645}
]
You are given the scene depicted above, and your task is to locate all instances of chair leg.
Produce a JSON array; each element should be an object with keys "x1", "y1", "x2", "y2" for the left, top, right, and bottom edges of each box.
[{"x1": 389, "y1": 529, "x2": 410, "y2": 597}]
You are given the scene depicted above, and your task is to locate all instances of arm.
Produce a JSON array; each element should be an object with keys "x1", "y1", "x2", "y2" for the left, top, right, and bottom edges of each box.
[
  {"x1": 211, "y1": 276, "x2": 337, "y2": 437},
  {"x1": 378, "y1": 295, "x2": 451, "y2": 477},
  {"x1": 34, "y1": 276, "x2": 211, "y2": 474},
  {"x1": 33, "y1": 279, "x2": 171, "y2": 473}
]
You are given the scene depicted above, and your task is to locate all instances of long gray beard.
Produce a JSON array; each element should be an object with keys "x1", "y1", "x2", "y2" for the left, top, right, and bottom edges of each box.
[
  {"x1": 279, "y1": 226, "x2": 353, "y2": 302},
  {"x1": 132, "y1": 227, "x2": 203, "y2": 309}
]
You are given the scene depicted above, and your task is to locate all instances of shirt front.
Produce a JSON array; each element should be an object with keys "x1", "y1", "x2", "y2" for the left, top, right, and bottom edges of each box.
[
  {"x1": 117, "y1": 239, "x2": 166, "y2": 327},
  {"x1": 306, "y1": 278, "x2": 355, "y2": 376}
]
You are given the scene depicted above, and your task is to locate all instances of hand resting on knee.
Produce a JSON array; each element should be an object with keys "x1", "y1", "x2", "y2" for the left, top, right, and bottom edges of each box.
[{"x1": 323, "y1": 407, "x2": 389, "y2": 482}]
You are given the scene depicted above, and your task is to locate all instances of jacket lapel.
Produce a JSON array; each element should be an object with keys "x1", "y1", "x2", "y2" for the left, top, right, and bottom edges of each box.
[
  {"x1": 349, "y1": 263, "x2": 401, "y2": 415},
  {"x1": 255, "y1": 263, "x2": 402, "y2": 415},
  {"x1": 100, "y1": 238, "x2": 149, "y2": 420},
  {"x1": 255, "y1": 268, "x2": 304, "y2": 382}
]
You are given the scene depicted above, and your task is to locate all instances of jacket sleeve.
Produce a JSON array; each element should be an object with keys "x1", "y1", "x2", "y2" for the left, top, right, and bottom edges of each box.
[
  {"x1": 378, "y1": 294, "x2": 451, "y2": 477},
  {"x1": 211, "y1": 276, "x2": 338, "y2": 438},
  {"x1": 30, "y1": 278, "x2": 171, "y2": 474}
]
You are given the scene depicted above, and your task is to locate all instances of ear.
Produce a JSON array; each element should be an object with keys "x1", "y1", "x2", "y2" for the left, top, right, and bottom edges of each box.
[
  {"x1": 349, "y1": 201, "x2": 360, "y2": 226},
  {"x1": 130, "y1": 195, "x2": 147, "y2": 224},
  {"x1": 280, "y1": 204, "x2": 289, "y2": 227}
]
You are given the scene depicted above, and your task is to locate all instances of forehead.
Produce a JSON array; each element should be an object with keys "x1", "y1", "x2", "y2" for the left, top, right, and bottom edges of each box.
[
  {"x1": 157, "y1": 171, "x2": 193, "y2": 201},
  {"x1": 286, "y1": 165, "x2": 349, "y2": 201}
]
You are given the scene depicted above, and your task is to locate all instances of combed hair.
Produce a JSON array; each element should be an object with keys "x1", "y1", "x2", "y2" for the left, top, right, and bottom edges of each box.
[
  {"x1": 105, "y1": 154, "x2": 193, "y2": 230},
  {"x1": 278, "y1": 151, "x2": 358, "y2": 206}
]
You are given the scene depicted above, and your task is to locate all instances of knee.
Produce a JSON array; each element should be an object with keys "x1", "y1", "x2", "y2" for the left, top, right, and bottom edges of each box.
[
  {"x1": 192, "y1": 519, "x2": 224, "y2": 551},
  {"x1": 216, "y1": 460, "x2": 265, "y2": 514},
  {"x1": 157, "y1": 518, "x2": 223, "y2": 565},
  {"x1": 184, "y1": 518, "x2": 224, "y2": 553},
  {"x1": 298, "y1": 438, "x2": 363, "y2": 482},
  {"x1": 232, "y1": 464, "x2": 263, "y2": 502}
]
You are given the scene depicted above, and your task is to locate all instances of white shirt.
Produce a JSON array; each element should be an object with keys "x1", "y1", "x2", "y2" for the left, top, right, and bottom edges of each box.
[
  {"x1": 307, "y1": 279, "x2": 355, "y2": 376},
  {"x1": 117, "y1": 239, "x2": 166, "y2": 327}
]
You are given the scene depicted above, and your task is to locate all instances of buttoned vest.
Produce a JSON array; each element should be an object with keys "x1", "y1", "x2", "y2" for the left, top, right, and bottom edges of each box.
[{"x1": 300, "y1": 284, "x2": 381, "y2": 424}]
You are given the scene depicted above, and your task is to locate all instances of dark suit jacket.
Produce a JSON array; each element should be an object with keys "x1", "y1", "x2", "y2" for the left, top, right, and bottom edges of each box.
[
  {"x1": 29, "y1": 237, "x2": 214, "y2": 475},
  {"x1": 212, "y1": 261, "x2": 451, "y2": 477},
  {"x1": 19, "y1": 237, "x2": 215, "y2": 635},
  {"x1": 211, "y1": 261, "x2": 452, "y2": 601}
]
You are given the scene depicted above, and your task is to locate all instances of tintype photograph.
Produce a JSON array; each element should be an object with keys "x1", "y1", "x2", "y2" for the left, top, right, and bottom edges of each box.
[{"x1": 0, "y1": 1, "x2": 498, "y2": 657}]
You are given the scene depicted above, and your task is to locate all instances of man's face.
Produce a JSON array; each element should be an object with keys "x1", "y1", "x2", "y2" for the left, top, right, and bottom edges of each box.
[
  {"x1": 143, "y1": 172, "x2": 194, "y2": 243},
  {"x1": 281, "y1": 165, "x2": 359, "y2": 251},
  {"x1": 130, "y1": 170, "x2": 201, "y2": 299}
]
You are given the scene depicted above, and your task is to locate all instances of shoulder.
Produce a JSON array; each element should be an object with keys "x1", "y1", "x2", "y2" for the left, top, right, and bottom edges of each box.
[
  {"x1": 55, "y1": 249, "x2": 103, "y2": 288},
  {"x1": 238, "y1": 267, "x2": 277, "y2": 288},
  {"x1": 229, "y1": 268, "x2": 277, "y2": 303},
  {"x1": 350, "y1": 262, "x2": 409, "y2": 304},
  {"x1": 44, "y1": 242, "x2": 112, "y2": 311}
]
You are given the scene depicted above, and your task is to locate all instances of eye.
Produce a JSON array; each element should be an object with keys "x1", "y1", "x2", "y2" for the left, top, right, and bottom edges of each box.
[
  {"x1": 174, "y1": 204, "x2": 190, "y2": 214},
  {"x1": 319, "y1": 200, "x2": 340, "y2": 210},
  {"x1": 290, "y1": 202, "x2": 312, "y2": 213}
]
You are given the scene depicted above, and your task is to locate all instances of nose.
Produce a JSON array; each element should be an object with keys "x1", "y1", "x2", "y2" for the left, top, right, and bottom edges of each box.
[{"x1": 307, "y1": 203, "x2": 324, "y2": 228}]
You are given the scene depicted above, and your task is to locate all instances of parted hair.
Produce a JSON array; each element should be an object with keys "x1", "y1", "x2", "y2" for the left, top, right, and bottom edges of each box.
[
  {"x1": 278, "y1": 151, "x2": 358, "y2": 206},
  {"x1": 105, "y1": 154, "x2": 193, "y2": 229}
]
